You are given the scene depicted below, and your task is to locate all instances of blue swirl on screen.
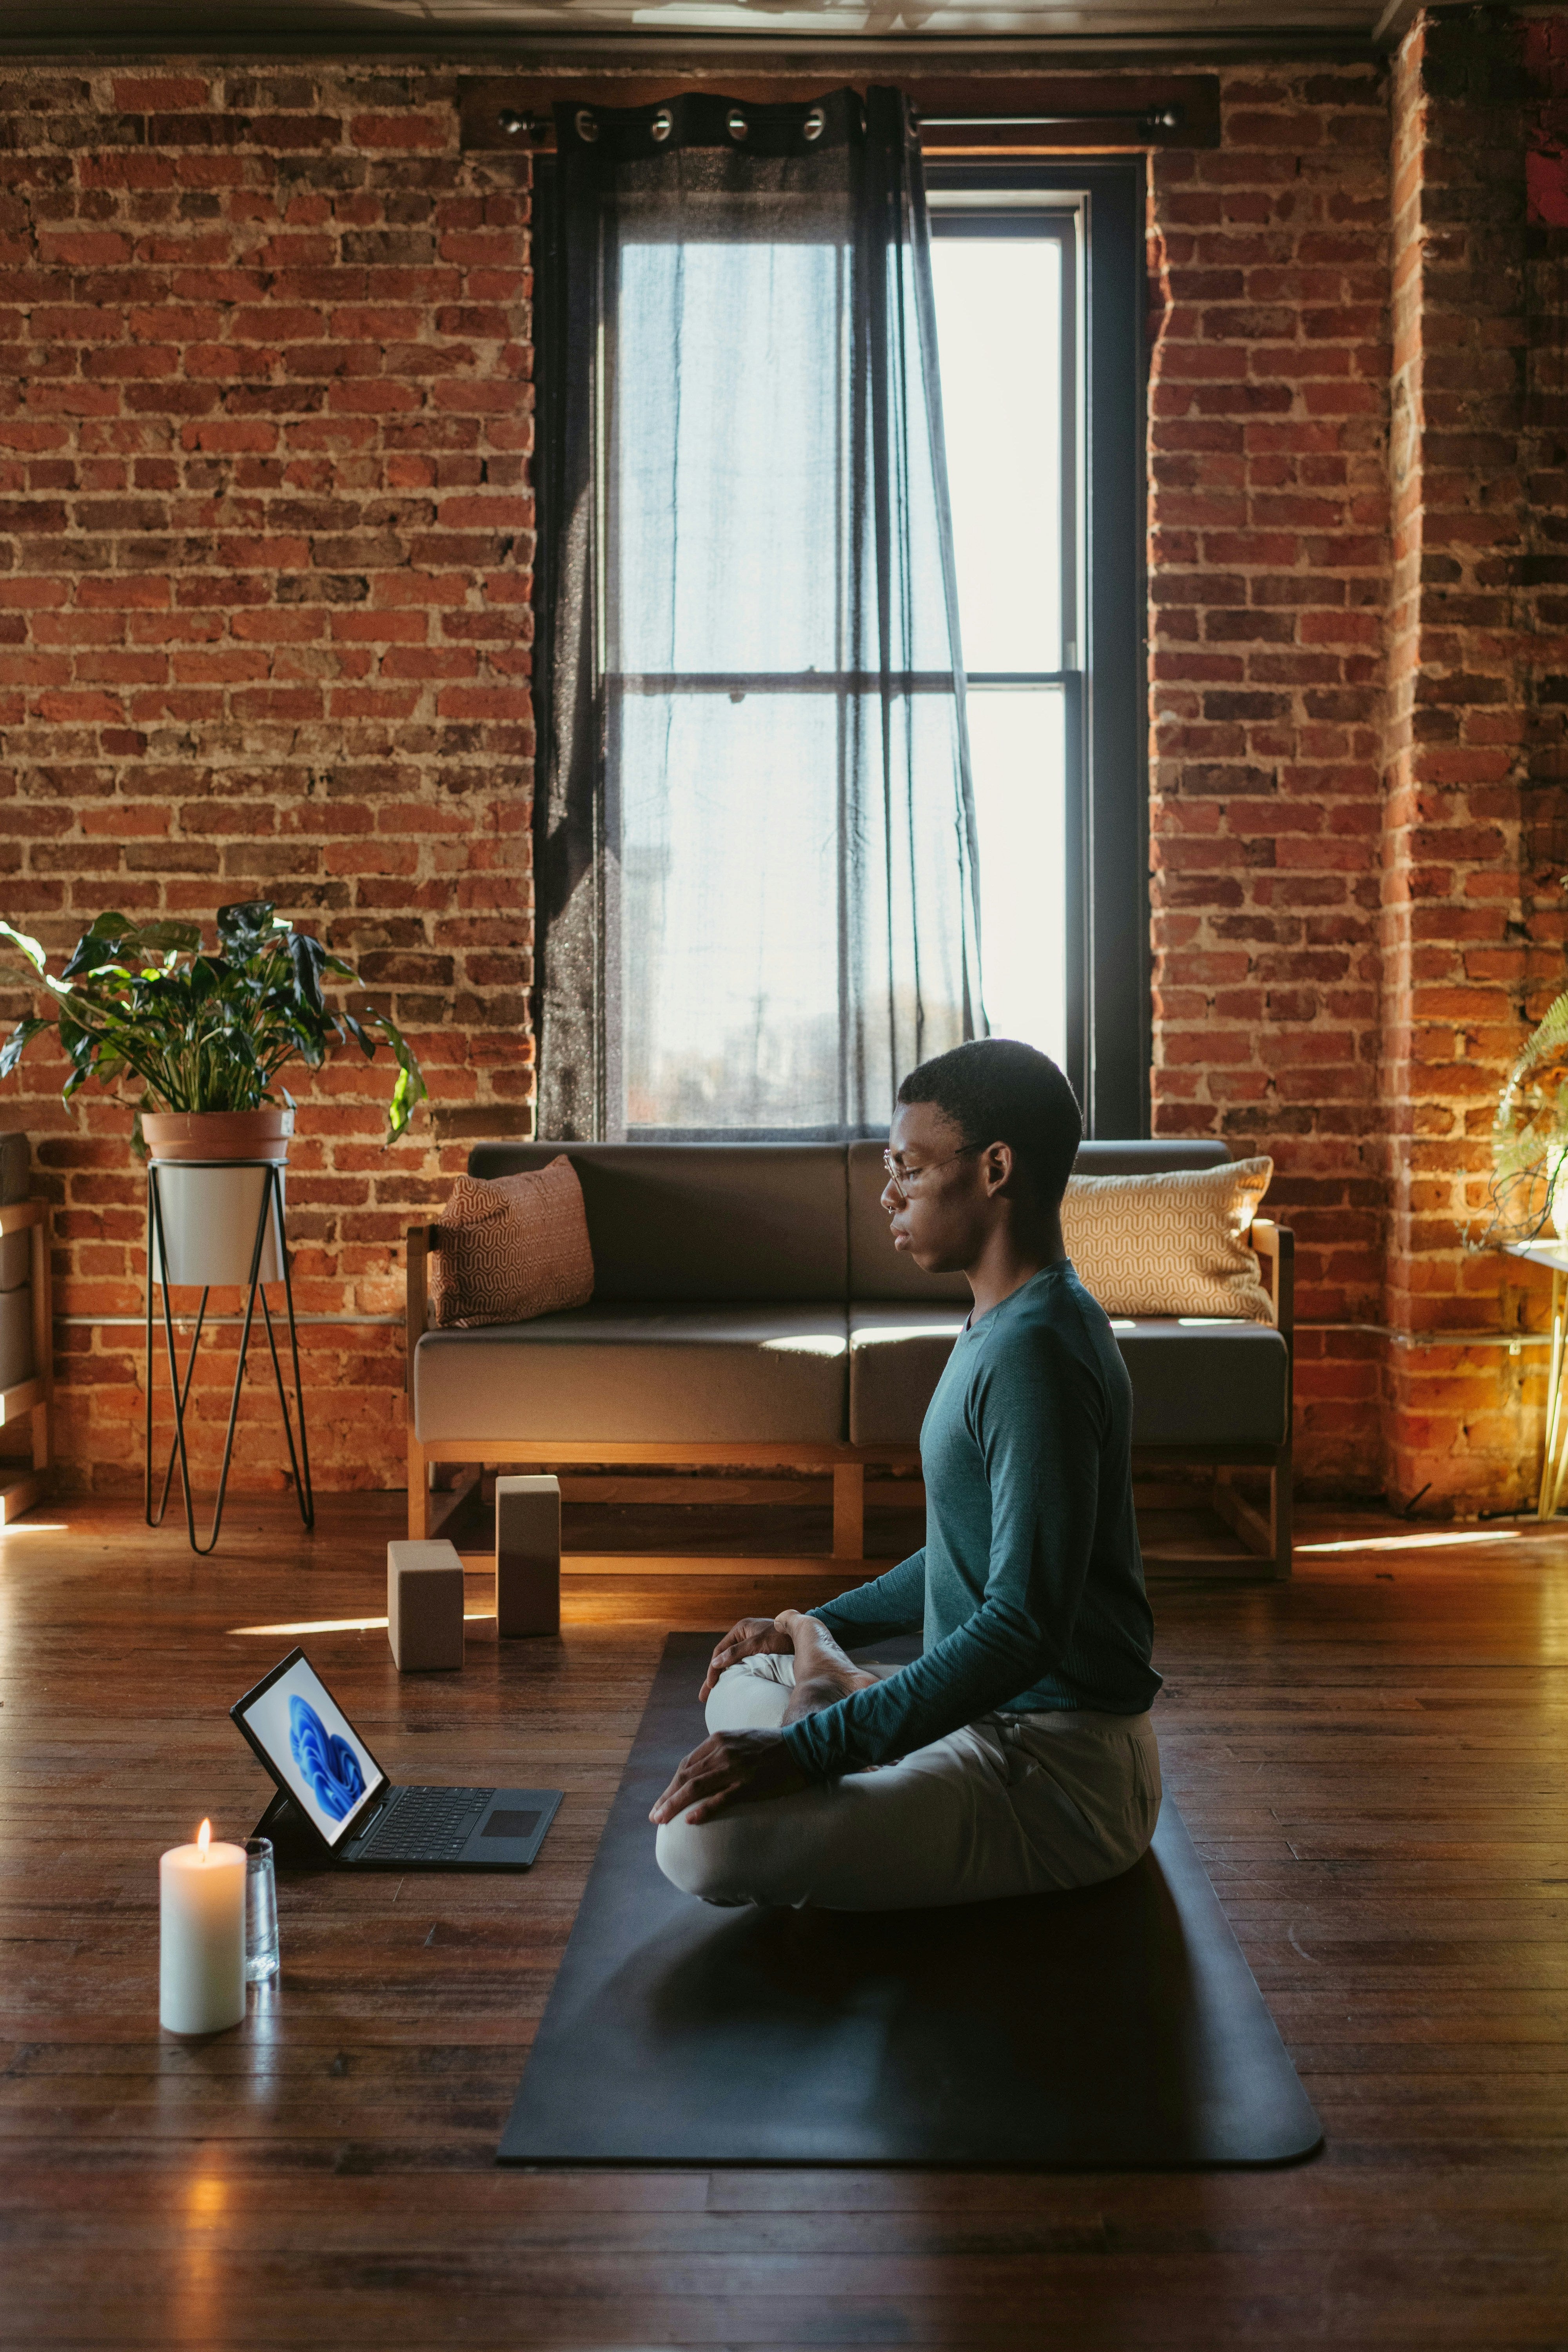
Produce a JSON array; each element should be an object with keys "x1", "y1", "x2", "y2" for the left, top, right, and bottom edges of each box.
[{"x1": 288, "y1": 1694, "x2": 366, "y2": 1822}]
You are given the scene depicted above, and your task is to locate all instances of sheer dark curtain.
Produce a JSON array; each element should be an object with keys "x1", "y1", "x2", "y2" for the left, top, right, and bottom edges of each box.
[{"x1": 535, "y1": 86, "x2": 983, "y2": 1140}]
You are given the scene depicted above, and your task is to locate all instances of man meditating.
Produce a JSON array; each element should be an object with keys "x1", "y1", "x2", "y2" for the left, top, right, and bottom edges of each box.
[{"x1": 650, "y1": 1037, "x2": 1163, "y2": 1911}]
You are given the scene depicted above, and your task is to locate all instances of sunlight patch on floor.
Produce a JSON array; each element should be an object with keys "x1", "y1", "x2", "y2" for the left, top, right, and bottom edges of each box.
[
  {"x1": 1297, "y1": 1528, "x2": 1523, "y2": 1555},
  {"x1": 228, "y1": 1612, "x2": 497, "y2": 1636}
]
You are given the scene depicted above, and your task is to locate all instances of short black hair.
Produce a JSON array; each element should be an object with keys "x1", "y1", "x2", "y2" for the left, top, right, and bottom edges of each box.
[{"x1": 896, "y1": 1039, "x2": 1082, "y2": 1206}]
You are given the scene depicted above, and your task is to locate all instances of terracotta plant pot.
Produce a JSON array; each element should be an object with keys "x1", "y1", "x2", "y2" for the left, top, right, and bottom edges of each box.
[{"x1": 141, "y1": 1108, "x2": 294, "y2": 1165}]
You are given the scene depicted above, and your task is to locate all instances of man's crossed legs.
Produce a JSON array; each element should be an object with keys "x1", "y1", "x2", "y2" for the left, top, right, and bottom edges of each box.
[{"x1": 655, "y1": 1612, "x2": 1161, "y2": 1913}]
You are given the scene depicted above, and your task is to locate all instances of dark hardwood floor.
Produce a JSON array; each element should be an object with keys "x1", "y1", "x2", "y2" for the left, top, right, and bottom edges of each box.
[{"x1": 1, "y1": 1491, "x2": 1565, "y2": 2348}]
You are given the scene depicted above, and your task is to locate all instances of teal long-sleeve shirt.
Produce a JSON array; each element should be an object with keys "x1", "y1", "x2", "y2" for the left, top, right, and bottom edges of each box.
[{"x1": 780, "y1": 1261, "x2": 1161, "y2": 1782}]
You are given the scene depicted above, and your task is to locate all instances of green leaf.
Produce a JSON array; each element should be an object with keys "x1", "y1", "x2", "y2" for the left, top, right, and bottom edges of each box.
[
  {"x1": 137, "y1": 920, "x2": 203, "y2": 956},
  {"x1": 216, "y1": 900, "x2": 279, "y2": 959},
  {"x1": 340, "y1": 1012, "x2": 376, "y2": 1062},
  {"x1": 0, "y1": 920, "x2": 48, "y2": 975},
  {"x1": 62, "y1": 919, "x2": 136, "y2": 979},
  {"x1": 366, "y1": 1009, "x2": 429, "y2": 1145},
  {"x1": 0, "y1": 1015, "x2": 46, "y2": 1079},
  {"x1": 287, "y1": 931, "x2": 327, "y2": 1016}
]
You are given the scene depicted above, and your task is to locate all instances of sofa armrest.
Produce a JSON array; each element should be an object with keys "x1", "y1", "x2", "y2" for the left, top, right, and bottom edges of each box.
[
  {"x1": 1250, "y1": 1217, "x2": 1293, "y2": 1345},
  {"x1": 406, "y1": 1223, "x2": 434, "y2": 1400}
]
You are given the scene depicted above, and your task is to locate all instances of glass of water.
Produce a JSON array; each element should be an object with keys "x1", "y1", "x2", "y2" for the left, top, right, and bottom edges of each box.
[{"x1": 243, "y1": 1837, "x2": 279, "y2": 1984}]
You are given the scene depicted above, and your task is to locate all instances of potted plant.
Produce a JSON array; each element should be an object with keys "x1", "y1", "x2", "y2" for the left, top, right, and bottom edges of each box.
[
  {"x1": 0, "y1": 900, "x2": 426, "y2": 1285},
  {"x1": 1485, "y1": 985, "x2": 1568, "y2": 1245}
]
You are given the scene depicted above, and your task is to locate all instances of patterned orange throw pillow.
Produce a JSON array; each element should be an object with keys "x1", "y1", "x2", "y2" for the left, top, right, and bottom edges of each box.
[
  {"x1": 428, "y1": 1155, "x2": 595, "y2": 1329},
  {"x1": 1062, "y1": 1156, "x2": 1275, "y2": 1322}
]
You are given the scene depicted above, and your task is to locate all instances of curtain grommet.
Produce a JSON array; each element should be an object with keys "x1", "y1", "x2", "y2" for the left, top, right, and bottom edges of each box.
[
  {"x1": 727, "y1": 108, "x2": 748, "y2": 141},
  {"x1": 650, "y1": 107, "x2": 673, "y2": 144},
  {"x1": 575, "y1": 109, "x2": 599, "y2": 143},
  {"x1": 803, "y1": 106, "x2": 825, "y2": 143}
]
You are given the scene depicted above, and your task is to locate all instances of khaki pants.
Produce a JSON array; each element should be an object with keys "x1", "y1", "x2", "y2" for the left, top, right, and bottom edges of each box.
[{"x1": 654, "y1": 1655, "x2": 1161, "y2": 1913}]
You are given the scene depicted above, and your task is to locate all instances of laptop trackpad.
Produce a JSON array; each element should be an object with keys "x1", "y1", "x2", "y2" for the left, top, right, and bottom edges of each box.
[
  {"x1": 466, "y1": 1791, "x2": 560, "y2": 1866},
  {"x1": 485, "y1": 1809, "x2": 542, "y2": 1841}
]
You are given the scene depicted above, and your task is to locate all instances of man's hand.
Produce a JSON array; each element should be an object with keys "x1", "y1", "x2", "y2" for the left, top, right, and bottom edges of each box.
[
  {"x1": 698, "y1": 1613, "x2": 796, "y2": 1702},
  {"x1": 649, "y1": 1728, "x2": 808, "y2": 1827}
]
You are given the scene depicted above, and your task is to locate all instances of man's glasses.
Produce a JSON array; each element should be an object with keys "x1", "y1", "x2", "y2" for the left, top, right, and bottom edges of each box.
[{"x1": 881, "y1": 1147, "x2": 977, "y2": 1198}]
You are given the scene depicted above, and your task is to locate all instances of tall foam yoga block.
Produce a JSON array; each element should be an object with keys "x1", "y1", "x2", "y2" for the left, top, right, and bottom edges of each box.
[
  {"x1": 495, "y1": 1475, "x2": 561, "y2": 1638},
  {"x1": 387, "y1": 1539, "x2": 465, "y2": 1671}
]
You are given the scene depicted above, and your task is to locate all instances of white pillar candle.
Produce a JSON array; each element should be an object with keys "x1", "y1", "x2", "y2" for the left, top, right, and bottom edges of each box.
[{"x1": 160, "y1": 1819, "x2": 247, "y2": 2035}]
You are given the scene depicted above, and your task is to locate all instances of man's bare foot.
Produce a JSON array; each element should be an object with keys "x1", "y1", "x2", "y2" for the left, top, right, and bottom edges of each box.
[{"x1": 773, "y1": 1608, "x2": 880, "y2": 1726}]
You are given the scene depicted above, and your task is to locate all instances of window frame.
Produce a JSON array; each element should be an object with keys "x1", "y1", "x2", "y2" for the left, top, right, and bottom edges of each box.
[{"x1": 925, "y1": 159, "x2": 1149, "y2": 1140}]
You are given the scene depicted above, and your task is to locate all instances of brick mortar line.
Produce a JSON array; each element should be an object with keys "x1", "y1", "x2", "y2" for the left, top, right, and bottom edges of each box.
[{"x1": 57, "y1": 1312, "x2": 401, "y2": 1326}]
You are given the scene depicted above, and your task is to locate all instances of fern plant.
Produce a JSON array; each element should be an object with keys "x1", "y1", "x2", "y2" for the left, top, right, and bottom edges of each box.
[{"x1": 0, "y1": 900, "x2": 426, "y2": 1146}]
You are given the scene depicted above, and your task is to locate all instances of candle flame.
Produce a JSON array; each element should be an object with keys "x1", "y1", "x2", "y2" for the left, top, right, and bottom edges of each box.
[{"x1": 197, "y1": 1818, "x2": 211, "y2": 1862}]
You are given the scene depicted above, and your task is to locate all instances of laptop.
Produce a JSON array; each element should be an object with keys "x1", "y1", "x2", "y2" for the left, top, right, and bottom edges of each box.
[{"x1": 232, "y1": 1646, "x2": 562, "y2": 1871}]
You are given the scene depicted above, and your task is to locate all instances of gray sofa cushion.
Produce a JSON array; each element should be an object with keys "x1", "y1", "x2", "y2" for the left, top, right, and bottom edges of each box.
[
  {"x1": 849, "y1": 1304, "x2": 969, "y2": 1445},
  {"x1": 1114, "y1": 1318, "x2": 1290, "y2": 1449},
  {"x1": 415, "y1": 1303, "x2": 849, "y2": 1446},
  {"x1": 847, "y1": 1304, "x2": 1289, "y2": 1451},
  {"x1": 468, "y1": 1142, "x2": 847, "y2": 1304},
  {"x1": 1073, "y1": 1142, "x2": 1234, "y2": 1176}
]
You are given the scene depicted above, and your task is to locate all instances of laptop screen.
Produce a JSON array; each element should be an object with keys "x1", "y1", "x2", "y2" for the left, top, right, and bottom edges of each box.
[{"x1": 235, "y1": 1652, "x2": 387, "y2": 1849}]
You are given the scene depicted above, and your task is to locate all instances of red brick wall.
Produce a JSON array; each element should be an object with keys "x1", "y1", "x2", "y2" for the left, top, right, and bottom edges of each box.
[
  {"x1": 1146, "y1": 54, "x2": 1392, "y2": 1497},
  {"x1": 1373, "y1": 9, "x2": 1568, "y2": 1514},
  {"x1": 1, "y1": 33, "x2": 1563, "y2": 1514},
  {"x1": 0, "y1": 65, "x2": 534, "y2": 1494}
]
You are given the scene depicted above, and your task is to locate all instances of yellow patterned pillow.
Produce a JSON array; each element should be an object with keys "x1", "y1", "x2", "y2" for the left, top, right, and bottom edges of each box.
[
  {"x1": 428, "y1": 1154, "x2": 595, "y2": 1329},
  {"x1": 1062, "y1": 1157, "x2": 1275, "y2": 1322}
]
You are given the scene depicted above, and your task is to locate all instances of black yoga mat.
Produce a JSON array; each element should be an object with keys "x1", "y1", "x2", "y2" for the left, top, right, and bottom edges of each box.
[{"x1": 499, "y1": 1633, "x2": 1322, "y2": 2168}]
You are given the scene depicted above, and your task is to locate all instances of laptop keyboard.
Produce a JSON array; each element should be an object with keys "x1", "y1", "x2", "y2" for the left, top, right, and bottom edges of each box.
[{"x1": 357, "y1": 1785, "x2": 494, "y2": 1862}]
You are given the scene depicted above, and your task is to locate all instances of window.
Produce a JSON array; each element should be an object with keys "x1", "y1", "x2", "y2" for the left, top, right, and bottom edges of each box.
[
  {"x1": 534, "y1": 140, "x2": 1147, "y2": 1140},
  {"x1": 609, "y1": 231, "x2": 879, "y2": 1137},
  {"x1": 926, "y1": 165, "x2": 1147, "y2": 1135}
]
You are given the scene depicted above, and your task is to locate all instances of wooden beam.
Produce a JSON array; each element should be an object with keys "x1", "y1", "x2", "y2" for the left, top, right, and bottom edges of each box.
[
  {"x1": 1212, "y1": 1474, "x2": 1275, "y2": 1561},
  {"x1": 0, "y1": 1469, "x2": 42, "y2": 1524},
  {"x1": 30, "y1": 1200, "x2": 52, "y2": 1482},
  {"x1": 552, "y1": 1474, "x2": 925, "y2": 1507},
  {"x1": 0, "y1": 1377, "x2": 40, "y2": 1428},
  {"x1": 832, "y1": 1461, "x2": 866, "y2": 1561},
  {"x1": 417, "y1": 1438, "x2": 922, "y2": 1470}
]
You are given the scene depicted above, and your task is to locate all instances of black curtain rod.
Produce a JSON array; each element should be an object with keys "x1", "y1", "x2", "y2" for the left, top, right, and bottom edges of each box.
[
  {"x1": 499, "y1": 100, "x2": 1183, "y2": 141},
  {"x1": 914, "y1": 104, "x2": 1183, "y2": 132}
]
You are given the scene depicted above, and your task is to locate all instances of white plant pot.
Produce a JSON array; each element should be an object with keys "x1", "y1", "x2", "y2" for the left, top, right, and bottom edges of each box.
[{"x1": 151, "y1": 1163, "x2": 286, "y2": 1289}]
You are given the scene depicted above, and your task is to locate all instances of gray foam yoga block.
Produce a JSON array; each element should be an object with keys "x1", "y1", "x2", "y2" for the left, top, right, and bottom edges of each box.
[
  {"x1": 387, "y1": 1539, "x2": 465, "y2": 1671},
  {"x1": 495, "y1": 1475, "x2": 561, "y2": 1638}
]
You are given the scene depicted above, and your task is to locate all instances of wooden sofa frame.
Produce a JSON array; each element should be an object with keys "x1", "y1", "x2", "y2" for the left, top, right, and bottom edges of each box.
[
  {"x1": 0, "y1": 1198, "x2": 53, "y2": 1527},
  {"x1": 405, "y1": 1216, "x2": 1294, "y2": 1579}
]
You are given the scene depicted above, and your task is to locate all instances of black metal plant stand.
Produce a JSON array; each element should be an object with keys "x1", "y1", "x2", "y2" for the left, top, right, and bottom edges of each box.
[{"x1": 144, "y1": 1157, "x2": 315, "y2": 1556}]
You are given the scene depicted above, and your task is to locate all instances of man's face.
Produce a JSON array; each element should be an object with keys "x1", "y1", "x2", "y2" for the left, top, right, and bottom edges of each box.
[{"x1": 881, "y1": 1099, "x2": 1007, "y2": 1274}]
